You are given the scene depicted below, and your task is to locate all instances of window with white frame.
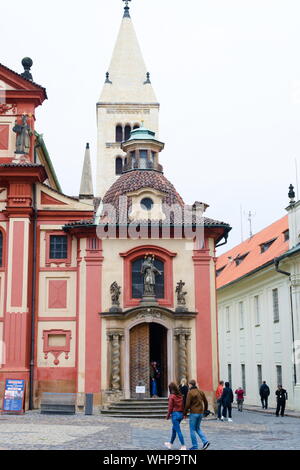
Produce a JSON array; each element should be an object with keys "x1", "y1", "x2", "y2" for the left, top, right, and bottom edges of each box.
[
  {"x1": 228, "y1": 364, "x2": 232, "y2": 386},
  {"x1": 226, "y1": 306, "x2": 230, "y2": 332},
  {"x1": 276, "y1": 365, "x2": 282, "y2": 386},
  {"x1": 272, "y1": 288, "x2": 279, "y2": 323},
  {"x1": 239, "y1": 301, "x2": 244, "y2": 329},
  {"x1": 241, "y1": 364, "x2": 246, "y2": 393},
  {"x1": 254, "y1": 295, "x2": 260, "y2": 326},
  {"x1": 257, "y1": 364, "x2": 262, "y2": 390}
]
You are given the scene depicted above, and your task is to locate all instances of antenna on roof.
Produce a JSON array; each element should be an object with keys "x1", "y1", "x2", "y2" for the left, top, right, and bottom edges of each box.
[
  {"x1": 243, "y1": 209, "x2": 256, "y2": 239},
  {"x1": 248, "y1": 210, "x2": 256, "y2": 238}
]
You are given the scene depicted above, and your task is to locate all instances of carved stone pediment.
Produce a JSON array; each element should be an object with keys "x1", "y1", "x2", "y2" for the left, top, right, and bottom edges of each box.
[{"x1": 100, "y1": 305, "x2": 197, "y2": 321}]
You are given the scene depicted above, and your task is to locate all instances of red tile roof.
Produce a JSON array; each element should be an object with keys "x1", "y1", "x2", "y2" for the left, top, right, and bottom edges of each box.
[{"x1": 216, "y1": 215, "x2": 289, "y2": 289}]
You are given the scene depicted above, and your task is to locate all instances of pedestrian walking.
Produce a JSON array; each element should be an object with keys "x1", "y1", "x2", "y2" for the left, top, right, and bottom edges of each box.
[
  {"x1": 215, "y1": 381, "x2": 224, "y2": 420},
  {"x1": 275, "y1": 385, "x2": 288, "y2": 417},
  {"x1": 221, "y1": 382, "x2": 234, "y2": 422},
  {"x1": 164, "y1": 382, "x2": 186, "y2": 450},
  {"x1": 259, "y1": 381, "x2": 270, "y2": 409},
  {"x1": 184, "y1": 380, "x2": 210, "y2": 451},
  {"x1": 235, "y1": 387, "x2": 245, "y2": 412},
  {"x1": 179, "y1": 378, "x2": 189, "y2": 408}
]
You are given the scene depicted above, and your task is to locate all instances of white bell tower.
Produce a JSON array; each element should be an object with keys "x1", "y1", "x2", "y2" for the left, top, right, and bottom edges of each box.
[{"x1": 96, "y1": 1, "x2": 160, "y2": 198}]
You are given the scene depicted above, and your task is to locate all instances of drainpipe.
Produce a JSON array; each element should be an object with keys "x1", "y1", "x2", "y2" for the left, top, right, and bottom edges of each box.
[
  {"x1": 274, "y1": 258, "x2": 297, "y2": 385},
  {"x1": 29, "y1": 144, "x2": 39, "y2": 410}
]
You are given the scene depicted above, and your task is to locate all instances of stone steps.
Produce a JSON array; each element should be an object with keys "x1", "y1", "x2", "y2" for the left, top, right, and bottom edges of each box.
[{"x1": 101, "y1": 398, "x2": 169, "y2": 419}]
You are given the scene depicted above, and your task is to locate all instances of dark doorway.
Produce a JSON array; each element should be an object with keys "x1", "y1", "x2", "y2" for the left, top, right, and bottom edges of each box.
[
  {"x1": 149, "y1": 323, "x2": 168, "y2": 397},
  {"x1": 129, "y1": 322, "x2": 168, "y2": 399}
]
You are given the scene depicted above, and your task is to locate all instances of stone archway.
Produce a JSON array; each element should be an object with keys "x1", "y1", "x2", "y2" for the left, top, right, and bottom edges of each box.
[{"x1": 129, "y1": 322, "x2": 168, "y2": 399}]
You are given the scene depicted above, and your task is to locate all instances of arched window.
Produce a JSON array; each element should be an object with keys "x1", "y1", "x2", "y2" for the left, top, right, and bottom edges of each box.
[
  {"x1": 133, "y1": 124, "x2": 140, "y2": 130},
  {"x1": 132, "y1": 257, "x2": 164, "y2": 299},
  {"x1": 0, "y1": 231, "x2": 3, "y2": 267},
  {"x1": 124, "y1": 124, "x2": 131, "y2": 141},
  {"x1": 115, "y1": 157, "x2": 123, "y2": 175},
  {"x1": 116, "y1": 125, "x2": 123, "y2": 143}
]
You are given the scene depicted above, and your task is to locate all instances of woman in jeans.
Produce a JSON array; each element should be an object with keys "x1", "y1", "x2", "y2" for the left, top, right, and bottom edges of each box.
[{"x1": 164, "y1": 382, "x2": 186, "y2": 450}]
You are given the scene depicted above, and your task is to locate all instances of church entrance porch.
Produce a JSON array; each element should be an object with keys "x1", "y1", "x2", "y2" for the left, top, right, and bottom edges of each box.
[{"x1": 129, "y1": 322, "x2": 168, "y2": 399}]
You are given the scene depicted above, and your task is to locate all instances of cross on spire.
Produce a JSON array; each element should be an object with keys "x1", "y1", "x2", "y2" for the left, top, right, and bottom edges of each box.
[{"x1": 122, "y1": 0, "x2": 131, "y2": 18}]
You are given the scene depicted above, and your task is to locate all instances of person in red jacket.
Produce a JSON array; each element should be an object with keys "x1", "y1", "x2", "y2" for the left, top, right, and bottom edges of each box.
[
  {"x1": 235, "y1": 387, "x2": 245, "y2": 412},
  {"x1": 164, "y1": 382, "x2": 186, "y2": 450}
]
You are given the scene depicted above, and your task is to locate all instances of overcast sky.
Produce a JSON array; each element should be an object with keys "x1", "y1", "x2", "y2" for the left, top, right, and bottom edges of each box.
[{"x1": 1, "y1": 0, "x2": 300, "y2": 252}]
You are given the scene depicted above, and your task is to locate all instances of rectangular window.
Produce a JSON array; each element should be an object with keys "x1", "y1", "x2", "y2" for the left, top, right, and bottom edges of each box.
[
  {"x1": 257, "y1": 364, "x2": 262, "y2": 390},
  {"x1": 228, "y1": 364, "x2": 232, "y2": 387},
  {"x1": 276, "y1": 365, "x2": 282, "y2": 386},
  {"x1": 226, "y1": 306, "x2": 230, "y2": 332},
  {"x1": 283, "y1": 230, "x2": 289, "y2": 242},
  {"x1": 254, "y1": 295, "x2": 260, "y2": 325},
  {"x1": 272, "y1": 288, "x2": 279, "y2": 323},
  {"x1": 239, "y1": 301, "x2": 244, "y2": 329},
  {"x1": 139, "y1": 150, "x2": 148, "y2": 169},
  {"x1": 49, "y1": 235, "x2": 68, "y2": 260},
  {"x1": 241, "y1": 364, "x2": 246, "y2": 393}
]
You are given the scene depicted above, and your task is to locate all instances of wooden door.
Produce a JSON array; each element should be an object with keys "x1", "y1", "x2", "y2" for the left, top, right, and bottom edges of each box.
[{"x1": 130, "y1": 323, "x2": 150, "y2": 398}]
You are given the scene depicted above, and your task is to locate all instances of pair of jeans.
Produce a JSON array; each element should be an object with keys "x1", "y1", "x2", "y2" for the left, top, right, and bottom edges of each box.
[
  {"x1": 276, "y1": 401, "x2": 286, "y2": 417},
  {"x1": 261, "y1": 397, "x2": 268, "y2": 409},
  {"x1": 222, "y1": 404, "x2": 232, "y2": 418},
  {"x1": 237, "y1": 399, "x2": 243, "y2": 412},
  {"x1": 217, "y1": 399, "x2": 222, "y2": 419},
  {"x1": 189, "y1": 413, "x2": 208, "y2": 449},
  {"x1": 151, "y1": 379, "x2": 157, "y2": 397},
  {"x1": 170, "y1": 411, "x2": 185, "y2": 446}
]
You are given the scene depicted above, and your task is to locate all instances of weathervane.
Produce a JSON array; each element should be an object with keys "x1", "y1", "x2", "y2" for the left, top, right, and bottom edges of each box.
[{"x1": 123, "y1": 0, "x2": 131, "y2": 17}]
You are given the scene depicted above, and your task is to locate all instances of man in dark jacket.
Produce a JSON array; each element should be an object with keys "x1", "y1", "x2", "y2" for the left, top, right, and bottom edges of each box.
[
  {"x1": 184, "y1": 380, "x2": 210, "y2": 450},
  {"x1": 260, "y1": 381, "x2": 270, "y2": 409},
  {"x1": 221, "y1": 382, "x2": 234, "y2": 422},
  {"x1": 275, "y1": 385, "x2": 288, "y2": 417}
]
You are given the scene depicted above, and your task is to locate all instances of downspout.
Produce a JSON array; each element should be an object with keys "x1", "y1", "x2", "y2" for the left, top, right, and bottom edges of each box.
[
  {"x1": 274, "y1": 258, "x2": 297, "y2": 385},
  {"x1": 29, "y1": 144, "x2": 39, "y2": 410}
]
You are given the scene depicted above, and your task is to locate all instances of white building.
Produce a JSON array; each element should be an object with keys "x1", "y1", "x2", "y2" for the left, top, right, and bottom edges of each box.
[{"x1": 217, "y1": 195, "x2": 300, "y2": 411}]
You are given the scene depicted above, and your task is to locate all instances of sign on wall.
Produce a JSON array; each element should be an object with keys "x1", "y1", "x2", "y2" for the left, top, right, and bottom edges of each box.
[{"x1": 2, "y1": 379, "x2": 25, "y2": 414}]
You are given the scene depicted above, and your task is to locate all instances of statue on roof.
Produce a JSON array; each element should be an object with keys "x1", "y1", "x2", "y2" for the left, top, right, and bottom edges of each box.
[{"x1": 13, "y1": 114, "x2": 33, "y2": 155}]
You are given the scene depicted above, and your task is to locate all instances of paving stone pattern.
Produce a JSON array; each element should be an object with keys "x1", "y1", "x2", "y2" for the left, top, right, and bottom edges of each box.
[{"x1": 0, "y1": 410, "x2": 299, "y2": 450}]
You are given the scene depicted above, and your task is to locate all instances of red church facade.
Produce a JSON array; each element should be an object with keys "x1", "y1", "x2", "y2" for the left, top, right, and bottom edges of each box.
[{"x1": 0, "y1": 50, "x2": 230, "y2": 410}]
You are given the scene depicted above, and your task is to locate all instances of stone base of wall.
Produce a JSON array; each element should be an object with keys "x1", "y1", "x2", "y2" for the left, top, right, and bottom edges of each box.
[
  {"x1": 101, "y1": 390, "x2": 125, "y2": 409},
  {"x1": 34, "y1": 380, "x2": 76, "y2": 409}
]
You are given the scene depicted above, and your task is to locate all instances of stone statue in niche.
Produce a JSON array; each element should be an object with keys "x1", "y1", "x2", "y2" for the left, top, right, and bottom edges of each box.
[
  {"x1": 110, "y1": 282, "x2": 122, "y2": 312},
  {"x1": 141, "y1": 254, "x2": 162, "y2": 297},
  {"x1": 13, "y1": 114, "x2": 33, "y2": 155},
  {"x1": 176, "y1": 280, "x2": 188, "y2": 312}
]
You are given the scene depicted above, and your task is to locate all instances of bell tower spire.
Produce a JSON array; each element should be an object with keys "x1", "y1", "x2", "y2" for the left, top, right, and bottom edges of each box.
[{"x1": 96, "y1": 2, "x2": 160, "y2": 198}]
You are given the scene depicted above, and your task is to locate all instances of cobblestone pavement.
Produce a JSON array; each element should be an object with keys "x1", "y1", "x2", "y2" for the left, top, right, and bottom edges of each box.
[{"x1": 0, "y1": 410, "x2": 299, "y2": 450}]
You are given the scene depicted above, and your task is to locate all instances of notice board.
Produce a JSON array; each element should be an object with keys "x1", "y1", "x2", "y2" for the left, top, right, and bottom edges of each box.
[{"x1": 2, "y1": 379, "x2": 25, "y2": 414}]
